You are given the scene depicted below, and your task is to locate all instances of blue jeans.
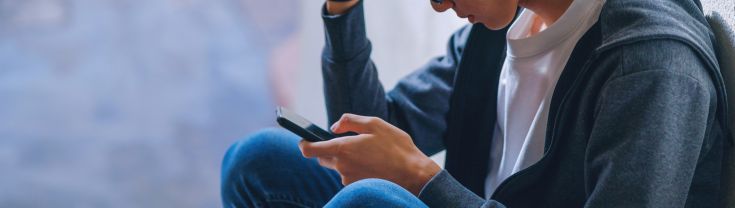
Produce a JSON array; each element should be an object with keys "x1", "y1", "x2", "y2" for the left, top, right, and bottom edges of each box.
[{"x1": 221, "y1": 128, "x2": 429, "y2": 208}]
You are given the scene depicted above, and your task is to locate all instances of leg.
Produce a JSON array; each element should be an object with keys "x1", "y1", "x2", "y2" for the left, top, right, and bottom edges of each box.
[
  {"x1": 325, "y1": 179, "x2": 429, "y2": 208},
  {"x1": 221, "y1": 128, "x2": 343, "y2": 208}
]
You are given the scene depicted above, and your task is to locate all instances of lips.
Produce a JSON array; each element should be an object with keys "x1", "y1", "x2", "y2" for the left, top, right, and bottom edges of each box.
[{"x1": 454, "y1": 8, "x2": 475, "y2": 23}]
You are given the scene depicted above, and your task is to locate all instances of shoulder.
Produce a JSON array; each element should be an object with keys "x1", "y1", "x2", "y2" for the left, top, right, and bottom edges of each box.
[
  {"x1": 603, "y1": 39, "x2": 715, "y2": 91},
  {"x1": 594, "y1": 0, "x2": 718, "y2": 89},
  {"x1": 598, "y1": 0, "x2": 713, "y2": 47}
]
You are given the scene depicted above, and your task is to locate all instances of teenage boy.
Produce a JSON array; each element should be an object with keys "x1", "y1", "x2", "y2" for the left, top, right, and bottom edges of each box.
[{"x1": 221, "y1": 0, "x2": 730, "y2": 207}]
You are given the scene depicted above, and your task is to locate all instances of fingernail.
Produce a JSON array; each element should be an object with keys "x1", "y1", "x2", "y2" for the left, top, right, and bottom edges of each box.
[{"x1": 330, "y1": 122, "x2": 337, "y2": 131}]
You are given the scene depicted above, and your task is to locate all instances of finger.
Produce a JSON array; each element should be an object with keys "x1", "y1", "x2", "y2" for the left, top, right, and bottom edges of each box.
[
  {"x1": 341, "y1": 177, "x2": 350, "y2": 185},
  {"x1": 299, "y1": 138, "x2": 343, "y2": 158},
  {"x1": 430, "y1": 0, "x2": 454, "y2": 13},
  {"x1": 331, "y1": 113, "x2": 383, "y2": 134},
  {"x1": 298, "y1": 139, "x2": 306, "y2": 151},
  {"x1": 317, "y1": 157, "x2": 337, "y2": 170},
  {"x1": 341, "y1": 176, "x2": 360, "y2": 186}
]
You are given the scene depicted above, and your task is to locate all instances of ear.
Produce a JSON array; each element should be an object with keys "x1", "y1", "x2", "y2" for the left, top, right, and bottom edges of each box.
[{"x1": 430, "y1": 0, "x2": 454, "y2": 12}]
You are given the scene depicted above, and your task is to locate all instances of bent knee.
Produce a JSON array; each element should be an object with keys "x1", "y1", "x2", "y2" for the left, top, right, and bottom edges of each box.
[
  {"x1": 328, "y1": 179, "x2": 411, "y2": 207},
  {"x1": 221, "y1": 128, "x2": 301, "y2": 177},
  {"x1": 342, "y1": 179, "x2": 405, "y2": 196}
]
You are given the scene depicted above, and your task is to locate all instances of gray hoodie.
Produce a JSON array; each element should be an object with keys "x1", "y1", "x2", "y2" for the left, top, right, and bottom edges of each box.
[{"x1": 320, "y1": 0, "x2": 731, "y2": 207}]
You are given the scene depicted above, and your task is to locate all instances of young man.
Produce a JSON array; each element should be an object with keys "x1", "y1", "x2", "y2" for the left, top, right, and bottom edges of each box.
[{"x1": 221, "y1": 0, "x2": 731, "y2": 207}]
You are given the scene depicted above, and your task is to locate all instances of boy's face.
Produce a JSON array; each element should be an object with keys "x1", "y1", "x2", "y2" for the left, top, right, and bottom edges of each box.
[{"x1": 431, "y1": 0, "x2": 519, "y2": 30}]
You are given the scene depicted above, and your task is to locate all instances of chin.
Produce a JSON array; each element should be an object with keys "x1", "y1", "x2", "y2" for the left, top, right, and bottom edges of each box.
[
  {"x1": 479, "y1": 14, "x2": 515, "y2": 30},
  {"x1": 482, "y1": 22, "x2": 506, "y2": 30}
]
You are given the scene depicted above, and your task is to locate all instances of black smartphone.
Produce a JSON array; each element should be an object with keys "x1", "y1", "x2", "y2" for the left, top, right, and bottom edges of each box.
[{"x1": 276, "y1": 106, "x2": 337, "y2": 142}]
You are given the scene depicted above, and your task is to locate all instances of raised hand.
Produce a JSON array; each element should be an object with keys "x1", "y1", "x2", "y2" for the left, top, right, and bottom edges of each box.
[{"x1": 325, "y1": 0, "x2": 360, "y2": 15}]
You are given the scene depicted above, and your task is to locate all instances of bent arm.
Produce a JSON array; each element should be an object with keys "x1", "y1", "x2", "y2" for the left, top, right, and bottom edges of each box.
[{"x1": 321, "y1": 0, "x2": 470, "y2": 155}]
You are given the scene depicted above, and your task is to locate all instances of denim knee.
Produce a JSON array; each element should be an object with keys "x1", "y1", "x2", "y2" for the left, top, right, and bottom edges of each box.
[
  {"x1": 340, "y1": 178, "x2": 405, "y2": 198},
  {"x1": 222, "y1": 127, "x2": 301, "y2": 177},
  {"x1": 221, "y1": 128, "x2": 343, "y2": 208},
  {"x1": 326, "y1": 179, "x2": 425, "y2": 208}
]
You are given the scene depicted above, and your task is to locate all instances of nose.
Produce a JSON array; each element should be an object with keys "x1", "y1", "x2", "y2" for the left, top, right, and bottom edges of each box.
[{"x1": 430, "y1": 0, "x2": 454, "y2": 12}]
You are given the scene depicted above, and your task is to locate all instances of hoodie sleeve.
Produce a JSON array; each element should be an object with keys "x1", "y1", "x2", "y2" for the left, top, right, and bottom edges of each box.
[
  {"x1": 418, "y1": 170, "x2": 507, "y2": 208},
  {"x1": 584, "y1": 39, "x2": 716, "y2": 207}
]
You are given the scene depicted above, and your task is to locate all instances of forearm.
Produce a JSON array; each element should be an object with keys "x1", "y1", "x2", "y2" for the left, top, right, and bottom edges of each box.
[{"x1": 321, "y1": 0, "x2": 391, "y2": 126}]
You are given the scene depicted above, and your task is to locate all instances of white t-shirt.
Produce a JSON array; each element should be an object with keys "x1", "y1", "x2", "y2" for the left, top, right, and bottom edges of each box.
[{"x1": 484, "y1": 0, "x2": 605, "y2": 198}]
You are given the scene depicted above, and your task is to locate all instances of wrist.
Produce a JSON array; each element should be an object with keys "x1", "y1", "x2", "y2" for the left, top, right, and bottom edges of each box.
[
  {"x1": 326, "y1": 0, "x2": 360, "y2": 15},
  {"x1": 403, "y1": 155, "x2": 441, "y2": 196}
]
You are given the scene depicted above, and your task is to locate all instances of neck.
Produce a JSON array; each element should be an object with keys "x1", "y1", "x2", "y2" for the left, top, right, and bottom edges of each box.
[
  {"x1": 520, "y1": 0, "x2": 574, "y2": 26},
  {"x1": 528, "y1": 16, "x2": 547, "y2": 37}
]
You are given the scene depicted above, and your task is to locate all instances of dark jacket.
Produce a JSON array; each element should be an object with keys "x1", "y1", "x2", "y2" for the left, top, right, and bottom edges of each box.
[{"x1": 320, "y1": 0, "x2": 731, "y2": 207}]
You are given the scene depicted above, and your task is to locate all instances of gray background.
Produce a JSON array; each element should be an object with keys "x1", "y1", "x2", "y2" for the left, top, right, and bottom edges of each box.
[
  {"x1": 0, "y1": 0, "x2": 286, "y2": 207},
  {"x1": 0, "y1": 0, "x2": 464, "y2": 207}
]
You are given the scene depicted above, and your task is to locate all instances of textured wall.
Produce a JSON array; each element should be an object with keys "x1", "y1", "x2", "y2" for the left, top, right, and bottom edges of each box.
[
  {"x1": 0, "y1": 0, "x2": 468, "y2": 206},
  {"x1": 0, "y1": 0, "x2": 295, "y2": 207}
]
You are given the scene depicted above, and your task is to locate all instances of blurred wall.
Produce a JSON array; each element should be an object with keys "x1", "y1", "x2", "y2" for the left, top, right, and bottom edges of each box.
[
  {"x1": 0, "y1": 0, "x2": 465, "y2": 207},
  {"x1": 0, "y1": 0, "x2": 294, "y2": 207}
]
